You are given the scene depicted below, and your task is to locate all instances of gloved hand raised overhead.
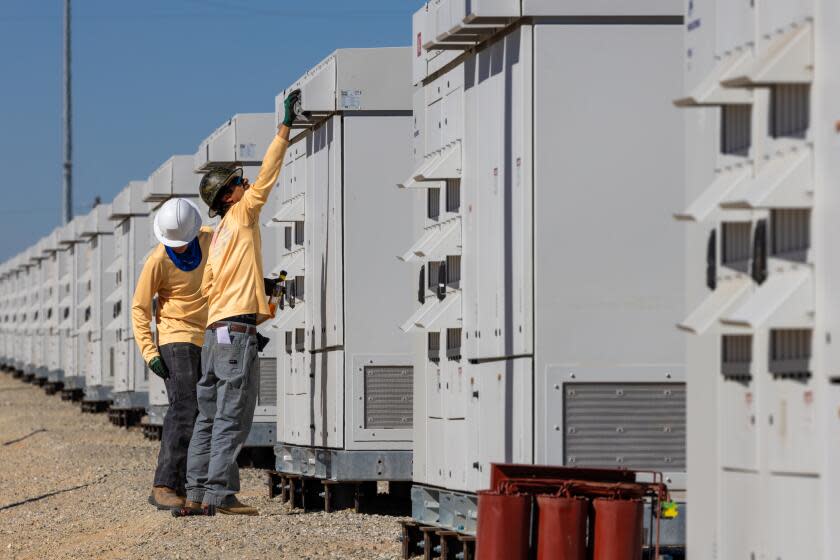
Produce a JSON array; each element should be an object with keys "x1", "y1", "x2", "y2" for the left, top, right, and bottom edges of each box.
[{"x1": 283, "y1": 89, "x2": 302, "y2": 127}]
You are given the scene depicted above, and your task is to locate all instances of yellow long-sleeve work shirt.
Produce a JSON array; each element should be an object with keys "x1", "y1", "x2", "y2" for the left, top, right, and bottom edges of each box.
[
  {"x1": 131, "y1": 227, "x2": 214, "y2": 362},
  {"x1": 203, "y1": 134, "x2": 289, "y2": 326}
]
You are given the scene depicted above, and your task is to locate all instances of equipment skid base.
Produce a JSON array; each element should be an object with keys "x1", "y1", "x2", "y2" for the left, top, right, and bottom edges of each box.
[
  {"x1": 60, "y1": 388, "x2": 84, "y2": 402},
  {"x1": 267, "y1": 471, "x2": 411, "y2": 515},
  {"x1": 400, "y1": 521, "x2": 475, "y2": 560},
  {"x1": 108, "y1": 407, "x2": 144, "y2": 428},
  {"x1": 44, "y1": 382, "x2": 64, "y2": 395},
  {"x1": 141, "y1": 422, "x2": 163, "y2": 441},
  {"x1": 80, "y1": 400, "x2": 110, "y2": 413}
]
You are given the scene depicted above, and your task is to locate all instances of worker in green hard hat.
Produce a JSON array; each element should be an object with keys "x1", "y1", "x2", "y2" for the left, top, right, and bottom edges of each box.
[{"x1": 177, "y1": 90, "x2": 300, "y2": 517}]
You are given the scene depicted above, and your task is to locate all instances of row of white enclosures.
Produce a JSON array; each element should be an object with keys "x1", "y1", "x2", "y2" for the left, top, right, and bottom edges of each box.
[{"x1": 0, "y1": 0, "x2": 690, "y2": 541}]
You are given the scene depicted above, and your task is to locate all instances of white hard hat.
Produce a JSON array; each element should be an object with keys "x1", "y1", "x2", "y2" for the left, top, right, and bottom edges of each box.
[{"x1": 153, "y1": 198, "x2": 202, "y2": 248}]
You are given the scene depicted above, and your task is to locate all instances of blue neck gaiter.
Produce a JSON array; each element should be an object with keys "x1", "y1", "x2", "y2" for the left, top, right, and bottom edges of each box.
[{"x1": 166, "y1": 237, "x2": 202, "y2": 272}]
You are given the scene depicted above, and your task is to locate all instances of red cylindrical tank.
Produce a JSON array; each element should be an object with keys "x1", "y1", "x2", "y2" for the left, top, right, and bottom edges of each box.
[
  {"x1": 592, "y1": 498, "x2": 643, "y2": 560},
  {"x1": 476, "y1": 491, "x2": 531, "y2": 560},
  {"x1": 535, "y1": 495, "x2": 588, "y2": 560}
]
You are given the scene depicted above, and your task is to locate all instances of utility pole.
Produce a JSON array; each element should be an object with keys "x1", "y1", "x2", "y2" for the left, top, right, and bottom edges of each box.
[{"x1": 62, "y1": 0, "x2": 73, "y2": 225}]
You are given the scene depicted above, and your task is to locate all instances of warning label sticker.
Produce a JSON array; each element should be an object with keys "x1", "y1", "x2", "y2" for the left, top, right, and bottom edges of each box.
[{"x1": 340, "y1": 90, "x2": 362, "y2": 110}]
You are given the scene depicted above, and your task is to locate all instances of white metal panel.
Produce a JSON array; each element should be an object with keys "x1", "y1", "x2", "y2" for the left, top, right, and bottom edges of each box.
[
  {"x1": 720, "y1": 470, "x2": 762, "y2": 560},
  {"x1": 716, "y1": 0, "x2": 755, "y2": 55},
  {"x1": 286, "y1": 49, "x2": 412, "y2": 115},
  {"x1": 523, "y1": 0, "x2": 679, "y2": 17},
  {"x1": 533, "y1": 22, "x2": 686, "y2": 467},
  {"x1": 443, "y1": 358, "x2": 467, "y2": 421},
  {"x1": 721, "y1": 149, "x2": 813, "y2": 209},
  {"x1": 677, "y1": 277, "x2": 752, "y2": 335},
  {"x1": 767, "y1": 473, "x2": 822, "y2": 558},
  {"x1": 312, "y1": 349, "x2": 343, "y2": 449},
  {"x1": 723, "y1": 22, "x2": 813, "y2": 87},
  {"x1": 721, "y1": 268, "x2": 813, "y2": 328},
  {"x1": 766, "y1": 377, "x2": 819, "y2": 474},
  {"x1": 412, "y1": 7, "x2": 428, "y2": 86},
  {"x1": 425, "y1": 356, "x2": 443, "y2": 419},
  {"x1": 467, "y1": 358, "x2": 532, "y2": 491},
  {"x1": 424, "y1": 417, "x2": 446, "y2": 486},
  {"x1": 208, "y1": 113, "x2": 274, "y2": 165},
  {"x1": 110, "y1": 181, "x2": 150, "y2": 219},
  {"x1": 674, "y1": 167, "x2": 752, "y2": 222},
  {"x1": 443, "y1": 417, "x2": 468, "y2": 489},
  {"x1": 759, "y1": 2, "x2": 813, "y2": 40},
  {"x1": 145, "y1": 155, "x2": 200, "y2": 203},
  {"x1": 327, "y1": 116, "x2": 344, "y2": 349},
  {"x1": 719, "y1": 378, "x2": 758, "y2": 470}
]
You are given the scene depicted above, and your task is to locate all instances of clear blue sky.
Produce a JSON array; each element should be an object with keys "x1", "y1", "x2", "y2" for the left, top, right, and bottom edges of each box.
[{"x1": 0, "y1": 0, "x2": 418, "y2": 262}]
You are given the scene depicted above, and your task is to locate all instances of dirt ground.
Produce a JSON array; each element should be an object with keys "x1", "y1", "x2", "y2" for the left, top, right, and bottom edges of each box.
[{"x1": 0, "y1": 371, "x2": 406, "y2": 560}]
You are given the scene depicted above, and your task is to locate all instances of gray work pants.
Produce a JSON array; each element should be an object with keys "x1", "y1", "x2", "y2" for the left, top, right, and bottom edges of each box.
[
  {"x1": 153, "y1": 343, "x2": 201, "y2": 492},
  {"x1": 185, "y1": 322, "x2": 259, "y2": 506}
]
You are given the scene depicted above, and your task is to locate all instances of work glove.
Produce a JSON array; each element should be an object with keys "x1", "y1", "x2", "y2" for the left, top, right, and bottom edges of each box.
[
  {"x1": 256, "y1": 332, "x2": 271, "y2": 352},
  {"x1": 148, "y1": 356, "x2": 170, "y2": 380},
  {"x1": 282, "y1": 89, "x2": 302, "y2": 127}
]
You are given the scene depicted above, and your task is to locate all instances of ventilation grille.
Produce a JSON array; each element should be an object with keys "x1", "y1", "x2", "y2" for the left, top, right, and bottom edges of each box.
[
  {"x1": 564, "y1": 383, "x2": 686, "y2": 471},
  {"x1": 770, "y1": 329, "x2": 811, "y2": 380},
  {"x1": 446, "y1": 179, "x2": 461, "y2": 213},
  {"x1": 295, "y1": 221, "x2": 304, "y2": 245},
  {"x1": 258, "y1": 357, "x2": 277, "y2": 407},
  {"x1": 446, "y1": 328, "x2": 462, "y2": 361},
  {"x1": 722, "y1": 335, "x2": 752, "y2": 381},
  {"x1": 428, "y1": 261, "x2": 442, "y2": 290},
  {"x1": 294, "y1": 328, "x2": 305, "y2": 352},
  {"x1": 427, "y1": 187, "x2": 440, "y2": 220},
  {"x1": 446, "y1": 255, "x2": 461, "y2": 287},
  {"x1": 770, "y1": 84, "x2": 810, "y2": 139},
  {"x1": 428, "y1": 332, "x2": 440, "y2": 363},
  {"x1": 722, "y1": 222, "x2": 751, "y2": 272},
  {"x1": 364, "y1": 365, "x2": 413, "y2": 429},
  {"x1": 295, "y1": 275, "x2": 305, "y2": 300},
  {"x1": 771, "y1": 209, "x2": 810, "y2": 262},
  {"x1": 721, "y1": 105, "x2": 751, "y2": 156}
]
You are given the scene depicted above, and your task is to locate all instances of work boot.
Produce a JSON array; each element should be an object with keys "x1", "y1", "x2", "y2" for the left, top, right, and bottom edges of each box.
[
  {"x1": 148, "y1": 486, "x2": 185, "y2": 510},
  {"x1": 172, "y1": 501, "x2": 215, "y2": 517},
  {"x1": 217, "y1": 497, "x2": 259, "y2": 516}
]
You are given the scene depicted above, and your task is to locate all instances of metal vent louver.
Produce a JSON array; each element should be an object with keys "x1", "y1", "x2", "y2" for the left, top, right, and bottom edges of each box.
[
  {"x1": 769, "y1": 329, "x2": 811, "y2": 380},
  {"x1": 722, "y1": 335, "x2": 752, "y2": 382},
  {"x1": 564, "y1": 383, "x2": 686, "y2": 471},
  {"x1": 722, "y1": 222, "x2": 751, "y2": 273},
  {"x1": 364, "y1": 365, "x2": 413, "y2": 429},
  {"x1": 258, "y1": 357, "x2": 277, "y2": 407},
  {"x1": 771, "y1": 209, "x2": 810, "y2": 262},
  {"x1": 721, "y1": 105, "x2": 751, "y2": 156},
  {"x1": 770, "y1": 84, "x2": 810, "y2": 139}
]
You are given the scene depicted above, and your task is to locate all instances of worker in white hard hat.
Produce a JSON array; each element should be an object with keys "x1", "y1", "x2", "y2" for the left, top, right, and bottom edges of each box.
[{"x1": 131, "y1": 197, "x2": 213, "y2": 511}]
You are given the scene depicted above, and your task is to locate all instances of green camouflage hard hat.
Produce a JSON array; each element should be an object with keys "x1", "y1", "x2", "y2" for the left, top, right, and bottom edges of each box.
[{"x1": 199, "y1": 167, "x2": 243, "y2": 217}]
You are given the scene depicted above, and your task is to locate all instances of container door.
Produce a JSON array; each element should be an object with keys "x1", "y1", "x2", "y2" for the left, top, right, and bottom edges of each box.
[
  {"x1": 326, "y1": 116, "x2": 344, "y2": 348},
  {"x1": 720, "y1": 377, "x2": 758, "y2": 470},
  {"x1": 313, "y1": 349, "x2": 344, "y2": 448},
  {"x1": 765, "y1": 377, "x2": 819, "y2": 474},
  {"x1": 471, "y1": 358, "x2": 533, "y2": 491},
  {"x1": 473, "y1": 40, "x2": 504, "y2": 359},
  {"x1": 306, "y1": 124, "x2": 328, "y2": 350},
  {"x1": 720, "y1": 470, "x2": 762, "y2": 560}
]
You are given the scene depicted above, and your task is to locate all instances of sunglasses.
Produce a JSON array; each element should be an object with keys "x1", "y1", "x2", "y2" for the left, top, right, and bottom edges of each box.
[{"x1": 226, "y1": 176, "x2": 244, "y2": 188}]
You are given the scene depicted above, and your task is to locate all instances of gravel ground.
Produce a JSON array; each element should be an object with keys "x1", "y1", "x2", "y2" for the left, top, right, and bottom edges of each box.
[{"x1": 0, "y1": 372, "x2": 408, "y2": 560}]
